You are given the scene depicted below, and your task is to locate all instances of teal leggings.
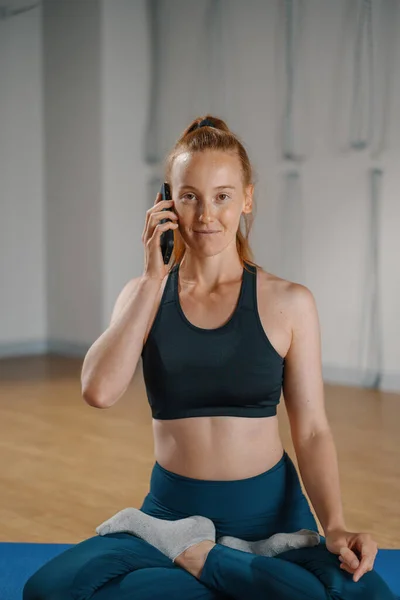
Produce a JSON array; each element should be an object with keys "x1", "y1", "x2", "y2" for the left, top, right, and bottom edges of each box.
[{"x1": 23, "y1": 451, "x2": 395, "y2": 600}]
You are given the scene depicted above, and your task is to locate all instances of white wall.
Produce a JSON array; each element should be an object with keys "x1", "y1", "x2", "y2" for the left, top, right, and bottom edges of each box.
[
  {"x1": 0, "y1": 1, "x2": 46, "y2": 353},
  {"x1": 43, "y1": 0, "x2": 103, "y2": 353},
  {"x1": 0, "y1": 0, "x2": 399, "y2": 392}
]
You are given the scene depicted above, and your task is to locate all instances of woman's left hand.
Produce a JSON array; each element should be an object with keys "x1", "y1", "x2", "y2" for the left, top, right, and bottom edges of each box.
[{"x1": 325, "y1": 529, "x2": 378, "y2": 582}]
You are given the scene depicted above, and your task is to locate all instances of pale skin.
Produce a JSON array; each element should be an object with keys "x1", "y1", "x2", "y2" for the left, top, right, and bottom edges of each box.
[
  {"x1": 142, "y1": 149, "x2": 378, "y2": 582},
  {"x1": 174, "y1": 541, "x2": 216, "y2": 579}
]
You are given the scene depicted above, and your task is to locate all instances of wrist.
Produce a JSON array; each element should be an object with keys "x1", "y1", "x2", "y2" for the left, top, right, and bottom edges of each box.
[{"x1": 324, "y1": 523, "x2": 347, "y2": 536}]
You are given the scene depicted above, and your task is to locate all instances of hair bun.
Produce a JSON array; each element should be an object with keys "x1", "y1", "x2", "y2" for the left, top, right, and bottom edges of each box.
[{"x1": 198, "y1": 118, "x2": 215, "y2": 128}]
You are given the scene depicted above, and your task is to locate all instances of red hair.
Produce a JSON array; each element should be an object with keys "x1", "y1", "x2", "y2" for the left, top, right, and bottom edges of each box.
[{"x1": 164, "y1": 115, "x2": 262, "y2": 273}]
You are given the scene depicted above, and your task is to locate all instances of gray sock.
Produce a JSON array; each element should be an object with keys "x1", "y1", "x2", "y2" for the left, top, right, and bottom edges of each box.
[
  {"x1": 217, "y1": 529, "x2": 320, "y2": 556},
  {"x1": 96, "y1": 507, "x2": 216, "y2": 562}
]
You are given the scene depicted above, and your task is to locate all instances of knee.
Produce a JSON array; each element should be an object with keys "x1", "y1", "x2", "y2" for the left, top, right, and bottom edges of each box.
[
  {"x1": 360, "y1": 569, "x2": 396, "y2": 600},
  {"x1": 23, "y1": 570, "x2": 72, "y2": 600},
  {"x1": 23, "y1": 572, "x2": 46, "y2": 600},
  {"x1": 336, "y1": 569, "x2": 396, "y2": 600},
  {"x1": 22, "y1": 576, "x2": 35, "y2": 600}
]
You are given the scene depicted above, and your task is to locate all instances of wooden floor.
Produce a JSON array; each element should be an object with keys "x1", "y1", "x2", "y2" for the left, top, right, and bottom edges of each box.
[{"x1": 0, "y1": 355, "x2": 399, "y2": 548}]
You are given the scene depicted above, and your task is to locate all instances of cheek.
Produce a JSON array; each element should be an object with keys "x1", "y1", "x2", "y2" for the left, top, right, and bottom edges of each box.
[
  {"x1": 175, "y1": 205, "x2": 192, "y2": 219},
  {"x1": 224, "y1": 208, "x2": 242, "y2": 226},
  {"x1": 176, "y1": 212, "x2": 190, "y2": 227}
]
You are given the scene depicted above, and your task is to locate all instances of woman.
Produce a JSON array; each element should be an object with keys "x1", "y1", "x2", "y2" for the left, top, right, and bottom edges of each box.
[{"x1": 23, "y1": 116, "x2": 395, "y2": 600}]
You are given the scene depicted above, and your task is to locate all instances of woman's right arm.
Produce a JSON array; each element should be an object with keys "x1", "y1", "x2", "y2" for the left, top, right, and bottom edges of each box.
[
  {"x1": 81, "y1": 190, "x2": 179, "y2": 409},
  {"x1": 81, "y1": 275, "x2": 163, "y2": 409}
]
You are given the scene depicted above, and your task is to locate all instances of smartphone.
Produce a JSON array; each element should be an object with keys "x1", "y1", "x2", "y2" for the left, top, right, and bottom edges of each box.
[{"x1": 159, "y1": 182, "x2": 175, "y2": 264}]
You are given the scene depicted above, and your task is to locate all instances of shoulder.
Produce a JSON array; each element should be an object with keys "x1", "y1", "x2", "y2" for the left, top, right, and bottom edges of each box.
[
  {"x1": 255, "y1": 265, "x2": 298, "y2": 305},
  {"x1": 256, "y1": 266, "x2": 317, "y2": 330},
  {"x1": 257, "y1": 264, "x2": 314, "y2": 299}
]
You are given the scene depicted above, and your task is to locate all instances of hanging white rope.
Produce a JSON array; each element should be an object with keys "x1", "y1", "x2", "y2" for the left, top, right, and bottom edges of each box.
[
  {"x1": 204, "y1": 0, "x2": 225, "y2": 113},
  {"x1": 369, "y1": 0, "x2": 397, "y2": 159},
  {"x1": 144, "y1": 0, "x2": 164, "y2": 166},
  {"x1": 280, "y1": 170, "x2": 304, "y2": 283},
  {"x1": 282, "y1": 0, "x2": 304, "y2": 162},
  {"x1": 349, "y1": 0, "x2": 374, "y2": 150},
  {"x1": 358, "y1": 168, "x2": 383, "y2": 389},
  {"x1": 143, "y1": 0, "x2": 171, "y2": 208}
]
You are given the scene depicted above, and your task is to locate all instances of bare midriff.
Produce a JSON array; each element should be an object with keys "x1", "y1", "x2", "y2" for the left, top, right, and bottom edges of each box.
[{"x1": 152, "y1": 415, "x2": 285, "y2": 480}]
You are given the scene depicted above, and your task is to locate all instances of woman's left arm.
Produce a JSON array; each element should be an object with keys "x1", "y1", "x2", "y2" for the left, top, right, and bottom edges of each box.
[
  {"x1": 282, "y1": 283, "x2": 345, "y2": 533},
  {"x1": 293, "y1": 428, "x2": 346, "y2": 535},
  {"x1": 282, "y1": 284, "x2": 378, "y2": 581}
]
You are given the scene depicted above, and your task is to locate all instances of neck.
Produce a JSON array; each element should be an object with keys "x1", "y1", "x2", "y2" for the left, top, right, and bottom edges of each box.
[{"x1": 178, "y1": 255, "x2": 244, "y2": 289}]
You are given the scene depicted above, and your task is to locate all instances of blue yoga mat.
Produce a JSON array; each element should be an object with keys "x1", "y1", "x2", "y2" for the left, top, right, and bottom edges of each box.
[{"x1": 0, "y1": 542, "x2": 399, "y2": 599}]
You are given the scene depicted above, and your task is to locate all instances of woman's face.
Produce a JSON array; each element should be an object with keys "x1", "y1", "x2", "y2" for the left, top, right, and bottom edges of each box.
[{"x1": 170, "y1": 150, "x2": 253, "y2": 256}]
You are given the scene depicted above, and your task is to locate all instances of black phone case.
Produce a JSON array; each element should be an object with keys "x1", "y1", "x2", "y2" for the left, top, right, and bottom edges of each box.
[{"x1": 159, "y1": 182, "x2": 174, "y2": 264}]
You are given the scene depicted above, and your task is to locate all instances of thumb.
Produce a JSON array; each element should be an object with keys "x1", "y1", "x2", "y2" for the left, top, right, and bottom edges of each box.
[{"x1": 340, "y1": 546, "x2": 360, "y2": 569}]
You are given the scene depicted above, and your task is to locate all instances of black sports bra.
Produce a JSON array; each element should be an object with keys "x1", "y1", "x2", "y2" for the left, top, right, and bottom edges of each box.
[{"x1": 141, "y1": 261, "x2": 285, "y2": 420}]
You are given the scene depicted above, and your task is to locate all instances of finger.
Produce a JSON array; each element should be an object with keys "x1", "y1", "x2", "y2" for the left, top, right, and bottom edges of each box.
[
  {"x1": 351, "y1": 539, "x2": 378, "y2": 581},
  {"x1": 340, "y1": 546, "x2": 360, "y2": 569},
  {"x1": 340, "y1": 563, "x2": 355, "y2": 575},
  {"x1": 353, "y1": 554, "x2": 376, "y2": 582},
  {"x1": 353, "y1": 557, "x2": 368, "y2": 582},
  {"x1": 340, "y1": 551, "x2": 358, "y2": 570}
]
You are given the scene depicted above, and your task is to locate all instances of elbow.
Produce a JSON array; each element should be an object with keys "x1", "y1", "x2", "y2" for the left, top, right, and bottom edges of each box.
[
  {"x1": 81, "y1": 387, "x2": 108, "y2": 409},
  {"x1": 81, "y1": 386, "x2": 122, "y2": 409}
]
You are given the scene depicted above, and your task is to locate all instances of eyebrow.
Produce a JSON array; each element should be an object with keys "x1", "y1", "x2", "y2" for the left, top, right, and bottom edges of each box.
[{"x1": 178, "y1": 185, "x2": 236, "y2": 191}]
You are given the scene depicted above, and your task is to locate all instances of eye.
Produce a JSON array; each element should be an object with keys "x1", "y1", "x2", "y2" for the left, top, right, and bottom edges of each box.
[{"x1": 181, "y1": 192, "x2": 230, "y2": 202}]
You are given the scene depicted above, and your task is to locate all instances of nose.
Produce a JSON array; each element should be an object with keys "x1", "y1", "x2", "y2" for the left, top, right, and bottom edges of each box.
[
  {"x1": 198, "y1": 205, "x2": 214, "y2": 223},
  {"x1": 199, "y1": 213, "x2": 212, "y2": 223}
]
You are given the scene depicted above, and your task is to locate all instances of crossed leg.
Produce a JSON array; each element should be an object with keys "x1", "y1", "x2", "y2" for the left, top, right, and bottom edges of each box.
[
  {"x1": 197, "y1": 541, "x2": 396, "y2": 600},
  {"x1": 22, "y1": 533, "x2": 228, "y2": 600},
  {"x1": 23, "y1": 532, "x2": 396, "y2": 600}
]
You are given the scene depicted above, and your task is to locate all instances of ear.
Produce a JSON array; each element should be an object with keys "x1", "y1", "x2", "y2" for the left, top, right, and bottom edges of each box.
[{"x1": 242, "y1": 184, "x2": 254, "y2": 215}]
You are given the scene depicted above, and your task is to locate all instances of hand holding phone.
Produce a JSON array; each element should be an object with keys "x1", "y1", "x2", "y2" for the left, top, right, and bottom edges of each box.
[
  {"x1": 141, "y1": 183, "x2": 178, "y2": 281},
  {"x1": 159, "y1": 183, "x2": 175, "y2": 265}
]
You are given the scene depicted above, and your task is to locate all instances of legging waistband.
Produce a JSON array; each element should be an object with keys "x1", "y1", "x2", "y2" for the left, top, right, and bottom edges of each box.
[{"x1": 143, "y1": 450, "x2": 306, "y2": 521}]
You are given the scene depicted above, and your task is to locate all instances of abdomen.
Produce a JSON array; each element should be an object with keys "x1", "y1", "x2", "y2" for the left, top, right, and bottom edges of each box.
[{"x1": 152, "y1": 415, "x2": 285, "y2": 480}]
